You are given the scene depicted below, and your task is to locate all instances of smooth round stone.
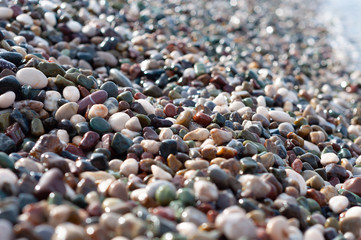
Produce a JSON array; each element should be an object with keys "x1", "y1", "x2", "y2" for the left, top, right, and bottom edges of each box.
[
  {"x1": 136, "y1": 99, "x2": 155, "y2": 115},
  {"x1": 329, "y1": 196, "x2": 349, "y2": 213},
  {"x1": 16, "y1": 13, "x2": 33, "y2": 25},
  {"x1": 193, "y1": 180, "x2": 218, "y2": 202},
  {"x1": 278, "y1": 122, "x2": 294, "y2": 134},
  {"x1": 109, "y1": 112, "x2": 130, "y2": 132},
  {"x1": 66, "y1": 20, "x2": 82, "y2": 32},
  {"x1": 0, "y1": 91, "x2": 15, "y2": 108},
  {"x1": 88, "y1": 104, "x2": 108, "y2": 119},
  {"x1": 269, "y1": 110, "x2": 291, "y2": 122},
  {"x1": 266, "y1": 216, "x2": 289, "y2": 240},
  {"x1": 0, "y1": 7, "x2": 13, "y2": 19},
  {"x1": 44, "y1": 91, "x2": 61, "y2": 111},
  {"x1": 90, "y1": 117, "x2": 111, "y2": 134},
  {"x1": 304, "y1": 227, "x2": 324, "y2": 240},
  {"x1": 109, "y1": 69, "x2": 133, "y2": 87},
  {"x1": 0, "y1": 76, "x2": 21, "y2": 95},
  {"x1": 44, "y1": 12, "x2": 56, "y2": 26},
  {"x1": 159, "y1": 139, "x2": 177, "y2": 159},
  {"x1": 55, "y1": 102, "x2": 79, "y2": 121},
  {"x1": 34, "y1": 224, "x2": 54, "y2": 240},
  {"x1": 16, "y1": 68, "x2": 48, "y2": 89},
  {"x1": 155, "y1": 184, "x2": 176, "y2": 206},
  {"x1": 63, "y1": 86, "x2": 80, "y2": 102},
  {"x1": 125, "y1": 117, "x2": 142, "y2": 132},
  {"x1": 339, "y1": 216, "x2": 361, "y2": 238},
  {"x1": 0, "y1": 52, "x2": 23, "y2": 66},
  {"x1": 320, "y1": 152, "x2": 339, "y2": 166},
  {"x1": 120, "y1": 158, "x2": 138, "y2": 176},
  {"x1": 100, "y1": 81, "x2": 118, "y2": 98}
]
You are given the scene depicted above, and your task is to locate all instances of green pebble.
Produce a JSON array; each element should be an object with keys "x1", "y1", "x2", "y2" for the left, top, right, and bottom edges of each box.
[
  {"x1": 31, "y1": 118, "x2": 45, "y2": 137},
  {"x1": 194, "y1": 63, "x2": 206, "y2": 76},
  {"x1": 90, "y1": 117, "x2": 112, "y2": 135},
  {"x1": 338, "y1": 148, "x2": 352, "y2": 159},
  {"x1": 77, "y1": 74, "x2": 93, "y2": 90},
  {"x1": 0, "y1": 112, "x2": 11, "y2": 132},
  {"x1": 176, "y1": 188, "x2": 195, "y2": 206},
  {"x1": 37, "y1": 62, "x2": 65, "y2": 77},
  {"x1": 0, "y1": 152, "x2": 13, "y2": 169},
  {"x1": 136, "y1": 114, "x2": 151, "y2": 127},
  {"x1": 155, "y1": 185, "x2": 176, "y2": 206},
  {"x1": 111, "y1": 132, "x2": 133, "y2": 155},
  {"x1": 117, "y1": 91, "x2": 133, "y2": 104},
  {"x1": 48, "y1": 192, "x2": 63, "y2": 205},
  {"x1": 55, "y1": 75, "x2": 76, "y2": 88}
]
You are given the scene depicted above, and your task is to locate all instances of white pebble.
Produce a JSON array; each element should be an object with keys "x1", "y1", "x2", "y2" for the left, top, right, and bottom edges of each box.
[
  {"x1": 0, "y1": 91, "x2": 15, "y2": 109},
  {"x1": 120, "y1": 158, "x2": 138, "y2": 177},
  {"x1": 329, "y1": 196, "x2": 349, "y2": 213},
  {"x1": 70, "y1": 114, "x2": 86, "y2": 125},
  {"x1": 151, "y1": 165, "x2": 172, "y2": 181},
  {"x1": 67, "y1": 20, "x2": 82, "y2": 32},
  {"x1": 194, "y1": 180, "x2": 218, "y2": 202},
  {"x1": 57, "y1": 129, "x2": 69, "y2": 144},
  {"x1": 269, "y1": 110, "x2": 291, "y2": 122},
  {"x1": 44, "y1": 12, "x2": 57, "y2": 27},
  {"x1": 63, "y1": 86, "x2": 80, "y2": 102},
  {"x1": 16, "y1": 13, "x2": 33, "y2": 25},
  {"x1": 213, "y1": 95, "x2": 228, "y2": 106},
  {"x1": 140, "y1": 140, "x2": 160, "y2": 155},
  {"x1": 321, "y1": 153, "x2": 339, "y2": 166},
  {"x1": 44, "y1": 90, "x2": 61, "y2": 111},
  {"x1": 16, "y1": 68, "x2": 48, "y2": 89},
  {"x1": 229, "y1": 101, "x2": 245, "y2": 112},
  {"x1": 109, "y1": 112, "x2": 130, "y2": 132},
  {"x1": 0, "y1": 7, "x2": 13, "y2": 19}
]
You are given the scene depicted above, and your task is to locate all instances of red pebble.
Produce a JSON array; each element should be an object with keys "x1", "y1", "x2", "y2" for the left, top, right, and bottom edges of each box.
[
  {"x1": 5, "y1": 122, "x2": 25, "y2": 145},
  {"x1": 164, "y1": 103, "x2": 177, "y2": 117},
  {"x1": 291, "y1": 158, "x2": 303, "y2": 173},
  {"x1": 79, "y1": 131, "x2": 100, "y2": 151},
  {"x1": 193, "y1": 112, "x2": 212, "y2": 127},
  {"x1": 77, "y1": 90, "x2": 108, "y2": 114}
]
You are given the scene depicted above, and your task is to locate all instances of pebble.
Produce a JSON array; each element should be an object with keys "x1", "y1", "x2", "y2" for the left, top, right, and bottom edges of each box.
[
  {"x1": 0, "y1": 7, "x2": 13, "y2": 19},
  {"x1": 63, "y1": 86, "x2": 80, "y2": 102},
  {"x1": 321, "y1": 152, "x2": 339, "y2": 166},
  {"x1": 16, "y1": 13, "x2": 33, "y2": 25},
  {"x1": 0, "y1": 91, "x2": 15, "y2": 108},
  {"x1": 120, "y1": 158, "x2": 138, "y2": 176},
  {"x1": 44, "y1": 91, "x2": 62, "y2": 111},
  {"x1": 183, "y1": 128, "x2": 210, "y2": 141},
  {"x1": 16, "y1": 68, "x2": 48, "y2": 89},
  {"x1": 210, "y1": 129, "x2": 232, "y2": 145},
  {"x1": 343, "y1": 177, "x2": 361, "y2": 197},
  {"x1": 66, "y1": 20, "x2": 82, "y2": 33},
  {"x1": 329, "y1": 196, "x2": 349, "y2": 213},
  {"x1": 88, "y1": 104, "x2": 108, "y2": 119},
  {"x1": 269, "y1": 110, "x2": 292, "y2": 122},
  {"x1": 109, "y1": 112, "x2": 130, "y2": 132},
  {"x1": 54, "y1": 102, "x2": 79, "y2": 121},
  {"x1": 266, "y1": 216, "x2": 289, "y2": 240},
  {"x1": 193, "y1": 180, "x2": 218, "y2": 202}
]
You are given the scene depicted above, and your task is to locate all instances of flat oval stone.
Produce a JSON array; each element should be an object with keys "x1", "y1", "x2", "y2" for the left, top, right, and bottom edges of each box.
[
  {"x1": 109, "y1": 68, "x2": 133, "y2": 87},
  {"x1": 16, "y1": 67, "x2": 48, "y2": 89},
  {"x1": 0, "y1": 7, "x2": 13, "y2": 19},
  {"x1": 77, "y1": 90, "x2": 108, "y2": 114},
  {"x1": 269, "y1": 110, "x2": 291, "y2": 122},
  {"x1": 37, "y1": 62, "x2": 65, "y2": 77},
  {"x1": 55, "y1": 102, "x2": 79, "y2": 121},
  {"x1": 90, "y1": 117, "x2": 112, "y2": 134},
  {"x1": 0, "y1": 59, "x2": 16, "y2": 72},
  {"x1": 16, "y1": 13, "x2": 33, "y2": 25},
  {"x1": 0, "y1": 91, "x2": 15, "y2": 108},
  {"x1": 0, "y1": 52, "x2": 23, "y2": 66},
  {"x1": 0, "y1": 76, "x2": 21, "y2": 95}
]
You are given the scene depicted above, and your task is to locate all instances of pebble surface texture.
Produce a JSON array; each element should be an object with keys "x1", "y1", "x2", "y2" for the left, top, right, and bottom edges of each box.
[{"x1": 0, "y1": 0, "x2": 360, "y2": 239}]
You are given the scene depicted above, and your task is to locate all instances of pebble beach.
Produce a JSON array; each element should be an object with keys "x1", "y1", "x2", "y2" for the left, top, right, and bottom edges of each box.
[{"x1": 0, "y1": 0, "x2": 360, "y2": 239}]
